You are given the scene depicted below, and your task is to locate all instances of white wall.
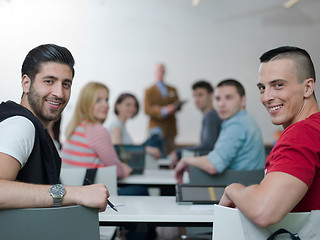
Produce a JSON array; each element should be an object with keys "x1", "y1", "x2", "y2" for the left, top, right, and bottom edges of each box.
[{"x1": 1, "y1": 0, "x2": 320, "y2": 145}]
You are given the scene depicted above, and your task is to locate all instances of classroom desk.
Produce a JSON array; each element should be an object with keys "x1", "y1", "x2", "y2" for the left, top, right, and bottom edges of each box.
[
  {"x1": 118, "y1": 169, "x2": 189, "y2": 187},
  {"x1": 99, "y1": 196, "x2": 214, "y2": 227},
  {"x1": 157, "y1": 157, "x2": 171, "y2": 168}
]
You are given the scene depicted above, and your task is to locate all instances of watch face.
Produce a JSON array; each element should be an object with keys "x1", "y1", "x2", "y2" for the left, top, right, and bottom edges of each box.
[{"x1": 50, "y1": 184, "x2": 65, "y2": 197}]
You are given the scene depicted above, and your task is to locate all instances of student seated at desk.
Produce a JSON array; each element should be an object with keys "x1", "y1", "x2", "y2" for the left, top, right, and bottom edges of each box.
[
  {"x1": 175, "y1": 79, "x2": 265, "y2": 184},
  {"x1": 61, "y1": 82, "x2": 132, "y2": 179},
  {"x1": 0, "y1": 44, "x2": 108, "y2": 212},
  {"x1": 109, "y1": 92, "x2": 163, "y2": 159},
  {"x1": 220, "y1": 46, "x2": 320, "y2": 228},
  {"x1": 169, "y1": 80, "x2": 222, "y2": 168}
]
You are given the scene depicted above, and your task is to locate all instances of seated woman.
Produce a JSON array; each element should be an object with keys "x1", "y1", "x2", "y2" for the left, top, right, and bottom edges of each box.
[
  {"x1": 61, "y1": 82, "x2": 132, "y2": 179},
  {"x1": 109, "y1": 93, "x2": 163, "y2": 158}
]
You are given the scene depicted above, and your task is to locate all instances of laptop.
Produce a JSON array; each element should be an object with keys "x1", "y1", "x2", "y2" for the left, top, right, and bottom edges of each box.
[
  {"x1": 175, "y1": 184, "x2": 225, "y2": 204},
  {"x1": 114, "y1": 145, "x2": 145, "y2": 174}
]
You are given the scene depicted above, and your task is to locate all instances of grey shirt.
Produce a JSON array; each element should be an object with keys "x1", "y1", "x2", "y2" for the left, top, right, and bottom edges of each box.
[
  {"x1": 108, "y1": 118, "x2": 133, "y2": 144},
  {"x1": 176, "y1": 109, "x2": 222, "y2": 157}
]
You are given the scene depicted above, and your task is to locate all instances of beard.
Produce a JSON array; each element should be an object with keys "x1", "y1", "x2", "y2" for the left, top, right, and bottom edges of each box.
[{"x1": 28, "y1": 84, "x2": 64, "y2": 123}]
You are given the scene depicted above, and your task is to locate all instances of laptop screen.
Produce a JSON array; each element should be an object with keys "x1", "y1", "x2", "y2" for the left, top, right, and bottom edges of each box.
[{"x1": 114, "y1": 145, "x2": 145, "y2": 174}]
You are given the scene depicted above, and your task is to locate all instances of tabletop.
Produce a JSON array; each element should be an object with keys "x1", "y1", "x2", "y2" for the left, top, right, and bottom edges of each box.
[
  {"x1": 118, "y1": 169, "x2": 189, "y2": 186},
  {"x1": 99, "y1": 196, "x2": 214, "y2": 227}
]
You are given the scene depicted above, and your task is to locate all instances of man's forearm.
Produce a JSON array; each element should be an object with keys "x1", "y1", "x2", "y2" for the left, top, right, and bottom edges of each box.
[
  {"x1": 0, "y1": 180, "x2": 52, "y2": 209},
  {"x1": 0, "y1": 180, "x2": 81, "y2": 209},
  {"x1": 224, "y1": 183, "x2": 276, "y2": 227},
  {"x1": 183, "y1": 155, "x2": 218, "y2": 175},
  {"x1": 0, "y1": 180, "x2": 109, "y2": 211},
  {"x1": 223, "y1": 172, "x2": 308, "y2": 228}
]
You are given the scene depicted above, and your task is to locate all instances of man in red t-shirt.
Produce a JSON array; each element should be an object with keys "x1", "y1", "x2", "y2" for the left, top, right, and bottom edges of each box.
[{"x1": 219, "y1": 46, "x2": 320, "y2": 228}]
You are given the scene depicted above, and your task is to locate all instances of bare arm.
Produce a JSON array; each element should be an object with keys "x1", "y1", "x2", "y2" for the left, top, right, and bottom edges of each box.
[
  {"x1": 146, "y1": 146, "x2": 161, "y2": 159},
  {"x1": 219, "y1": 172, "x2": 308, "y2": 228},
  {"x1": 183, "y1": 155, "x2": 218, "y2": 174},
  {"x1": 174, "y1": 155, "x2": 217, "y2": 184},
  {"x1": 109, "y1": 126, "x2": 122, "y2": 145},
  {"x1": 0, "y1": 153, "x2": 109, "y2": 211}
]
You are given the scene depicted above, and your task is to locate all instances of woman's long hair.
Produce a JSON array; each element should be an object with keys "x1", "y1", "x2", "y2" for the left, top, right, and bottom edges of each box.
[{"x1": 65, "y1": 82, "x2": 109, "y2": 140}]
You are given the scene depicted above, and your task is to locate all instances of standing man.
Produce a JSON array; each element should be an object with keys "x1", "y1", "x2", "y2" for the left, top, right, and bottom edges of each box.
[
  {"x1": 170, "y1": 80, "x2": 222, "y2": 167},
  {"x1": 144, "y1": 63, "x2": 181, "y2": 154},
  {"x1": 0, "y1": 44, "x2": 108, "y2": 211},
  {"x1": 219, "y1": 46, "x2": 320, "y2": 227},
  {"x1": 175, "y1": 79, "x2": 265, "y2": 184}
]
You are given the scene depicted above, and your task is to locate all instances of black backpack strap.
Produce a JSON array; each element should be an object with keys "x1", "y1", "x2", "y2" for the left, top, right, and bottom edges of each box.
[
  {"x1": 267, "y1": 228, "x2": 301, "y2": 240},
  {"x1": 83, "y1": 168, "x2": 98, "y2": 185}
]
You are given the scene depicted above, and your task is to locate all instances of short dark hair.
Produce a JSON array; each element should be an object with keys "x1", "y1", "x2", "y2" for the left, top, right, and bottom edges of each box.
[
  {"x1": 114, "y1": 93, "x2": 139, "y2": 117},
  {"x1": 260, "y1": 46, "x2": 316, "y2": 83},
  {"x1": 217, "y1": 79, "x2": 245, "y2": 97},
  {"x1": 21, "y1": 44, "x2": 75, "y2": 81},
  {"x1": 192, "y1": 80, "x2": 214, "y2": 93}
]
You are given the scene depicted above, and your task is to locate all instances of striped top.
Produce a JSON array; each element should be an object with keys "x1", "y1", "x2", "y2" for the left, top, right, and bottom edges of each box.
[{"x1": 61, "y1": 121, "x2": 125, "y2": 178}]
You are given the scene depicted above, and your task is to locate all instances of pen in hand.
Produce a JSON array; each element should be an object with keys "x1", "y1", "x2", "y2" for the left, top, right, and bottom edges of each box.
[
  {"x1": 84, "y1": 178, "x2": 118, "y2": 212},
  {"x1": 107, "y1": 199, "x2": 118, "y2": 212}
]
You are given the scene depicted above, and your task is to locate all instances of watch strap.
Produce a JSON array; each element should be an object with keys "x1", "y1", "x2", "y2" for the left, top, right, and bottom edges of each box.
[{"x1": 52, "y1": 196, "x2": 63, "y2": 207}]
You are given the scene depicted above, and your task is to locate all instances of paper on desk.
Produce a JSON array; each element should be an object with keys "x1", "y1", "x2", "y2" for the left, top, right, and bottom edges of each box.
[
  {"x1": 190, "y1": 205, "x2": 215, "y2": 211},
  {"x1": 107, "y1": 203, "x2": 125, "y2": 209}
]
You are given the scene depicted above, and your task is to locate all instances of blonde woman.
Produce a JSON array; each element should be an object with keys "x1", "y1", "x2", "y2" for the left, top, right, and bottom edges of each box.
[{"x1": 61, "y1": 82, "x2": 132, "y2": 179}]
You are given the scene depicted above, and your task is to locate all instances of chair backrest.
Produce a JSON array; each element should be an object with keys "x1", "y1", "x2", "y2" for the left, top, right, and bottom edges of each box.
[
  {"x1": 189, "y1": 166, "x2": 264, "y2": 186},
  {"x1": 213, "y1": 205, "x2": 311, "y2": 240},
  {"x1": 60, "y1": 165, "x2": 118, "y2": 196},
  {"x1": 94, "y1": 165, "x2": 118, "y2": 196},
  {"x1": 0, "y1": 205, "x2": 99, "y2": 240}
]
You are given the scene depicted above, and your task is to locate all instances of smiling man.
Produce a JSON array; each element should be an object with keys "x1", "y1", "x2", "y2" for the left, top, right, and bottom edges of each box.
[
  {"x1": 219, "y1": 46, "x2": 320, "y2": 228},
  {"x1": 175, "y1": 79, "x2": 265, "y2": 185},
  {"x1": 0, "y1": 44, "x2": 109, "y2": 211}
]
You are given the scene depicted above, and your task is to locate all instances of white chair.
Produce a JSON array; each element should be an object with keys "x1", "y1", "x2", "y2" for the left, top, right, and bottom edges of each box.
[
  {"x1": 213, "y1": 204, "x2": 320, "y2": 240},
  {"x1": 60, "y1": 167, "x2": 86, "y2": 185},
  {"x1": 0, "y1": 205, "x2": 99, "y2": 240},
  {"x1": 60, "y1": 165, "x2": 117, "y2": 195},
  {"x1": 94, "y1": 166, "x2": 118, "y2": 196}
]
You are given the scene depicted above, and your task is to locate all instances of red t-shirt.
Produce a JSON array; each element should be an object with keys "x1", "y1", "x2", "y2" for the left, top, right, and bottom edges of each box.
[{"x1": 265, "y1": 112, "x2": 320, "y2": 212}]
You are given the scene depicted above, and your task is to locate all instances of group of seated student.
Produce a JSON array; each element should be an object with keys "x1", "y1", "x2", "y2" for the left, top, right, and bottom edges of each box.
[
  {"x1": 0, "y1": 43, "x2": 319, "y2": 237},
  {"x1": 174, "y1": 78, "x2": 266, "y2": 184},
  {"x1": 54, "y1": 66, "x2": 154, "y2": 239},
  {"x1": 169, "y1": 80, "x2": 222, "y2": 168}
]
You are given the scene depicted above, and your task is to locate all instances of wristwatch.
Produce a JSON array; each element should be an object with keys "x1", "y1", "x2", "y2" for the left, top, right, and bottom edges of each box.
[{"x1": 49, "y1": 184, "x2": 66, "y2": 207}]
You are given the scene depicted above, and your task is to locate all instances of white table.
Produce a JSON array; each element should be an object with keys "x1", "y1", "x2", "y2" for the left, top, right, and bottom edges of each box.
[
  {"x1": 99, "y1": 196, "x2": 214, "y2": 227},
  {"x1": 118, "y1": 169, "x2": 189, "y2": 186},
  {"x1": 157, "y1": 157, "x2": 171, "y2": 168}
]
